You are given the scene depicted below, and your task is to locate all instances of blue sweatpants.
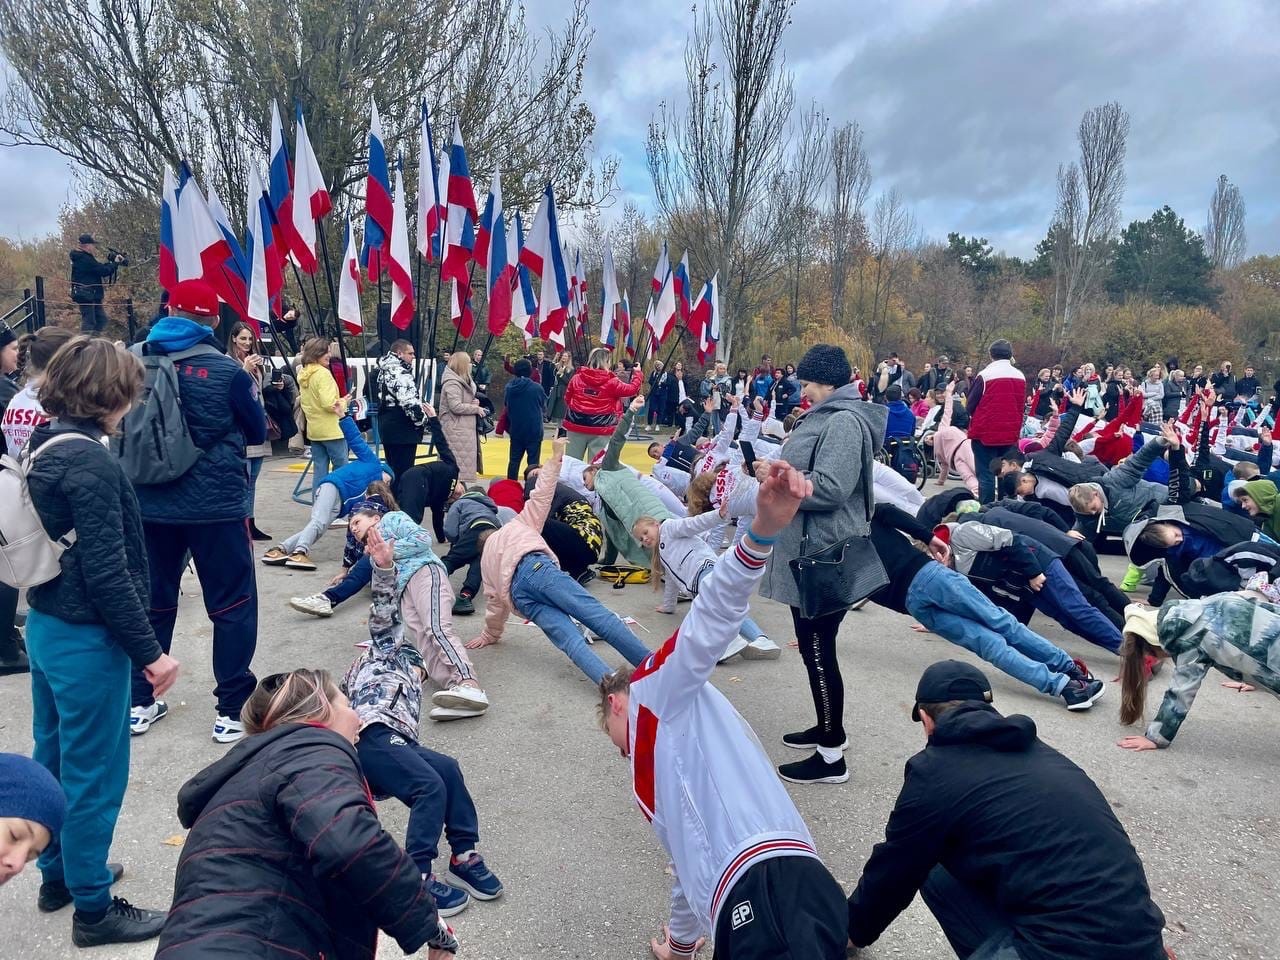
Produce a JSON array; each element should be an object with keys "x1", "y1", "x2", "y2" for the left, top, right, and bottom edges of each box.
[
  {"x1": 1033, "y1": 559, "x2": 1125, "y2": 654},
  {"x1": 357, "y1": 723, "x2": 479, "y2": 876},
  {"x1": 134, "y1": 519, "x2": 258, "y2": 718},
  {"x1": 26, "y1": 609, "x2": 130, "y2": 913},
  {"x1": 324, "y1": 554, "x2": 373, "y2": 607}
]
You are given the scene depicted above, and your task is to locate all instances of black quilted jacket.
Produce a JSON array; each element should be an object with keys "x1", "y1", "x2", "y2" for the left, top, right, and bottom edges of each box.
[
  {"x1": 25, "y1": 420, "x2": 162, "y2": 668},
  {"x1": 157, "y1": 724, "x2": 445, "y2": 960}
]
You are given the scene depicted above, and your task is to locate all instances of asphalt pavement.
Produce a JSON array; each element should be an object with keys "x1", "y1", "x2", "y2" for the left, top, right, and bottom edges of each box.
[{"x1": 1, "y1": 448, "x2": 1277, "y2": 960}]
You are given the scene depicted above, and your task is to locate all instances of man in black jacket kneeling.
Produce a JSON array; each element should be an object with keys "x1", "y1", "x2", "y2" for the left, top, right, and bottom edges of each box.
[{"x1": 846, "y1": 660, "x2": 1169, "y2": 960}]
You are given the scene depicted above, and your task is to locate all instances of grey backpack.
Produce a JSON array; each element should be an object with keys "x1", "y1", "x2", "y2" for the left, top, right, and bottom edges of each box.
[
  {"x1": 0, "y1": 433, "x2": 95, "y2": 588},
  {"x1": 112, "y1": 343, "x2": 218, "y2": 486}
]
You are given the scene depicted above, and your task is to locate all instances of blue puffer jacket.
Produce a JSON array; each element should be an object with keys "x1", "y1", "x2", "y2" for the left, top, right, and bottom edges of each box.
[
  {"x1": 133, "y1": 318, "x2": 264, "y2": 525},
  {"x1": 320, "y1": 417, "x2": 392, "y2": 503},
  {"x1": 504, "y1": 374, "x2": 546, "y2": 443}
]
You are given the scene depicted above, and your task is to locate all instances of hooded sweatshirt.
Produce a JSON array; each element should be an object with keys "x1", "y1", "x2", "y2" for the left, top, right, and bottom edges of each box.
[
  {"x1": 847, "y1": 703, "x2": 1166, "y2": 960},
  {"x1": 1241, "y1": 478, "x2": 1280, "y2": 539},
  {"x1": 299, "y1": 361, "x2": 343, "y2": 441},
  {"x1": 1148, "y1": 592, "x2": 1280, "y2": 746}
]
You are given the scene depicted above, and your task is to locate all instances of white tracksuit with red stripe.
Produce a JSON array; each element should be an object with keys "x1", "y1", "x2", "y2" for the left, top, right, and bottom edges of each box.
[{"x1": 627, "y1": 539, "x2": 819, "y2": 956}]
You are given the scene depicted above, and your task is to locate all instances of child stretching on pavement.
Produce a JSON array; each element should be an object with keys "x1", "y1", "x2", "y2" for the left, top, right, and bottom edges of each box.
[
  {"x1": 289, "y1": 480, "x2": 397, "y2": 618},
  {"x1": 262, "y1": 415, "x2": 391, "y2": 570},
  {"x1": 1117, "y1": 584, "x2": 1280, "y2": 752},
  {"x1": 342, "y1": 524, "x2": 502, "y2": 917},
  {"x1": 597, "y1": 461, "x2": 850, "y2": 960},
  {"x1": 632, "y1": 510, "x2": 780, "y2": 663},
  {"x1": 466, "y1": 438, "x2": 652, "y2": 683},
  {"x1": 347, "y1": 508, "x2": 490, "y2": 721}
]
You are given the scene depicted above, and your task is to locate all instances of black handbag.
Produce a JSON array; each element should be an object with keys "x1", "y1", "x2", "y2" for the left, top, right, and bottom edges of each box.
[{"x1": 787, "y1": 429, "x2": 888, "y2": 619}]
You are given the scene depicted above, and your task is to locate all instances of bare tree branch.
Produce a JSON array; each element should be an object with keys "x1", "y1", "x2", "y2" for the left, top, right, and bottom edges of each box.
[
  {"x1": 1205, "y1": 173, "x2": 1247, "y2": 270},
  {"x1": 826, "y1": 120, "x2": 870, "y2": 329}
]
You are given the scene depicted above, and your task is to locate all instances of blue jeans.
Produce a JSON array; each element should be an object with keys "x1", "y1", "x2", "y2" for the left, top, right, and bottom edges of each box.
[
  {"x1": 27, "y1": 609, "x2": 130, "y2": 913},
  {"x1": 1033, "y1": 559, "x2": 1124, "y2": 653},
  {"x1": 245, "y1": 456, "x2": 263, "y2": 515},
  {"x1": 357, "y1": 723, "x2": 479, "y2": 876},
  {"x1": 510, "y1": 553, "x2": 652, "y2": 683},
  {"x1": 310, "y1": 437, "x2": 348, "y2": 493},
  {"x1": 325, "y1": 554, "x2": 373, "y2": 607},
  {"x1": 906, "y1": 563, "x2": 1072, "y2": 696}
]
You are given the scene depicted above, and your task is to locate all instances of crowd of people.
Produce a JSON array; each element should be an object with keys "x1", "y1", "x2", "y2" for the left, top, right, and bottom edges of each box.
[{"x1": 2, "y1": 282, "x2": 1278, "y2": 959}]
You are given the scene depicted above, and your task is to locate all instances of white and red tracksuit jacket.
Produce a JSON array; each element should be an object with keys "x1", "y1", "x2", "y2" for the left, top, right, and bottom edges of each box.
[{"x1": 627, "y1": 540, "x2": 819, "y2": 955}]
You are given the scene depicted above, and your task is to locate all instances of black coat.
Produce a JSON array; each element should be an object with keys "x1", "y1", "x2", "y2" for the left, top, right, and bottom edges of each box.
[
  {"x1": 505, "y1": 374, "x2": 546, "y2": 443},
  {"x1": 68, "y1": 249, "x2": 117, "y2": 303},
  {"x1": 25, "y1": 420, "x2": 161, "y2": 668},
  {"x1": 158, "y1": 724, "x2": 445, "y2": 960},
  {"x1": 847, "y1": 704, "x2": 1166, "y2": 960}
]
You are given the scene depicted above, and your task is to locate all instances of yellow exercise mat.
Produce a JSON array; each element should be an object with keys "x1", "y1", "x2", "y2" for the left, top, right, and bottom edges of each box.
[{"x1": 274, "y1": 432, "x2": 660, "y2": 479}]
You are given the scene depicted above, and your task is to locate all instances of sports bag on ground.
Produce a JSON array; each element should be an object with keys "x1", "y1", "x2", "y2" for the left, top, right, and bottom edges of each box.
[
  {"x1": 112, "y1": 343, "x2": 219, "y2": 486},
  {"x1": 0, "y1": 433, "x2": 94, "y2": 588}
]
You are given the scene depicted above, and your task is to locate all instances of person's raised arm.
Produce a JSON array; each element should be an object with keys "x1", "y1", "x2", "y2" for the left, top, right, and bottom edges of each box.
[
  {"x1": 602, "y1": 396, "x2": 645, "y2": 471},
  {"x1": 1111, "y1": 434, "x2": 1169, "y2": 491},
  {"x1": 1047, "y1": 388, "x2": 1086, "y2": 455},
  {"x1": 522, "y1": 436, "x2": 566, "y2": 534},
  {"x1": 639, "y1": 462, "x2": 810, "y2": 716}
]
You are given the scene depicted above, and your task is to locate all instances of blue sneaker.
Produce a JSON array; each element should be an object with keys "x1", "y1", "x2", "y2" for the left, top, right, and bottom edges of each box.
[
  {"x1": 426, "y1": 874, "x2": 470, "y2": 917},
  {"x1": 447, "y1": 850, "x2": 504, "y2": 900}
]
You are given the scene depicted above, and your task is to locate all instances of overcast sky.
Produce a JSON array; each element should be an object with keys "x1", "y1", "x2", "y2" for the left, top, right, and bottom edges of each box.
[{"x1": 4, "y1": 0, "x2": 1279, "y2": 258}]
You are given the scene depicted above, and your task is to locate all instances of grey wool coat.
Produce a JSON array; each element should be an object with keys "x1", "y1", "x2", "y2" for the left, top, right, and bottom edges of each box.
[{"x1": 760, "y1": 384, "x2": 887, "y2": 607}]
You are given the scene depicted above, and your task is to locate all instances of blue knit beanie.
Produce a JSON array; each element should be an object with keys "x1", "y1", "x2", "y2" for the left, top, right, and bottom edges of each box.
[{"x1": 0, "y1": 753, "x2": 66, "y2": 835}]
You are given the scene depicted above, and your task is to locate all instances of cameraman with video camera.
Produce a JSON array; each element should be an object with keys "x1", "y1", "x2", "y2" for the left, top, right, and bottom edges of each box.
[{"x1": 69, "y1": 233, "x2": 128, "y2": 335}]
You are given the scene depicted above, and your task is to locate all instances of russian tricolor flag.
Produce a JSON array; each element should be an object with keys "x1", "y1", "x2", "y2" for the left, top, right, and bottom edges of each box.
[
  {"x1": 172, "y1": 161, "x2": 245, "y2": 316},
  {"x1": 158, "y1": 168, "x2": 178, "y2": 296},
  {"x1": 691, "y1": 272, "x2": 720, "y2": 363},
  {"x1": 519, "y1": 182, "x2": 570, "y2": 340},
  {"x1": 481, "y1": 170, "x2": 513, "y2": 337},
  {"x1": 268, "y1": 102, "x2": 307, "y2": 273},
  {"x1": 245, "y1": 166, "x2": 283, "y2": 336},
  {"x1": 291, "y1": 103, "x2": 331, "y2": 274},
  {"x1": 441, "y1": 120, "x2": 476, "y2": 286},
  {"x1": 620, "y1": 291, "x2": 634, "y2": 358},
  {"x1": 509, "y1": 210, "x2": 538, "y2": 343},
  {"x1": 415, "y1": 101, "x2": 442, "y2": 264},
  {"x1": 651, "y1": 240, "x2": 669, "y2": 294},
  {"x1": 599, "y1": 241, "x2": 621, "y2": 345},
  {"x1": 387, "y1": 159, "x2": 415, "y2": 330},
  {"x1": 361, "y1": 100, "x2": 393, "y2": 281},
  {"x1": 672, "y1": 251, "x2": 692, "y2": 326},
  {"x1": 337, "y1": 218, "x2": 363, "y2": 336}
]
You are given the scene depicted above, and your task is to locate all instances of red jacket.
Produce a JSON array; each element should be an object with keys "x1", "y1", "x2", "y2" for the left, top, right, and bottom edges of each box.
[
  {"x1": 966, "y1": 359, "x2": 1025, "y2": 445},
  {"x1": 562, "y1": 366, "x2": 643, "y2": 435}
]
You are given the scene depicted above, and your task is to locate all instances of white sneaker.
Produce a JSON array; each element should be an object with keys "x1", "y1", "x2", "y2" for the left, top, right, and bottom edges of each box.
[
  {"x1": 329, "y1": 517, "x2": 348, "y2": 528},
  {"x1": 742, "y1": 636, "x2": 781, "y2": 660},
  {"x1": 430, "y1": 706, "x2": 486, "y2": 722},
  {"x1": 130, "y1": 701, "x2": 168, "y2": 736},
  {"x1": 212, "y1": 715, "x2": 245, "y2": 744},
  {"x1": 717, "y1": 636, "x2": 749, "y2": 664},
  {"x1": 432, "y1": 686, "x2": 490, "y2": 712},
  {"x1": 290, "y1": 594, "x2": 333, "y2": 618}
]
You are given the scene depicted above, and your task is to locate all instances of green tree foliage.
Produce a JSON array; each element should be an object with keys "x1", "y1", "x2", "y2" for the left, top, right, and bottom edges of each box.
[{"x1": 1107, "y1": 206, "x2": 1217, "y2": 307}]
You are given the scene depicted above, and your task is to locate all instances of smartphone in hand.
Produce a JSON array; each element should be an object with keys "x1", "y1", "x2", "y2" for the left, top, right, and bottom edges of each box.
[{"x1": 739, "y1": 440, "x2": 757, "y2": 476}]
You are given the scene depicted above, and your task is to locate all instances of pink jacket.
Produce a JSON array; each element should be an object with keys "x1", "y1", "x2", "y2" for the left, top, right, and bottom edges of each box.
[
  {"x1": 933, "y1": 396, "x2": 977, "y2": 496},
  {"x1": 476, "y1": 453, "x2": 563, "y2": 644}
]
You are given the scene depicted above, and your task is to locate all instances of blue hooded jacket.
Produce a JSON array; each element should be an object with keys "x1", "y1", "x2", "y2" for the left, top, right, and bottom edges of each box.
[{"x1": 321, "y1": 417, "x2": 392, "y2": 503}]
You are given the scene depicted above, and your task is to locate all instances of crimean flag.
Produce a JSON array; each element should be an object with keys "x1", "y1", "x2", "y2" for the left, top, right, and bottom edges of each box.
[
  {"x1": 337, "y1": 218, "x2": 363, "y2": 336},
  {"x1": 509, "y1": 210, "x2": 538, "y2": 343},
  {"x1": 387, "y1": 159, "x2": 415, "y2": 330},
  {"x1": 519, "y1": 183, "x2": 569, "y2": 340},
  {"x1": 441, "y1": 119, "x2": 477, "y2": 285},
  {"x1": 415, "y1": 101, "x2": 443, "y2": 263},
  {"x1": 291, "y1": 103, "x2": 331, "y2": 273},
  {"x1": 481, "y1": 169, "x2": 514, "y2": 336},
  {"x1": 158, "y1": 167, "x2": 179, "y2": 296},
  {"x1": 245, "y1": 165, "x2": 283, "y2": 336},
  {"x1": 268, "y1": 101, "x2": 306, "y2": 271},
  {"x1": 651, "y1": 240, "x2": 669, "y2": 294}
]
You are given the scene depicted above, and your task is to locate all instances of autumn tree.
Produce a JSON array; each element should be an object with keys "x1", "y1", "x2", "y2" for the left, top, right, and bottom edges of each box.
[
  {"x1": 0, "y1": 0, "x2": 608, "y2": 231},
  {"x1": 826, "y1": 120, "x2": 871, "y2": 330},
  {"x1": 774, "y1": 104, "x2": 831, "y2": 336},
  {"x1": 1050, "y1": 102, "x2": 1129, "y2": 343},
  {"x1": 646, "y1": 0, "x2": 795, "y2": 359},
  {"x1": 1204, "y1": 174, "x2": 1247, "y2": 270}
]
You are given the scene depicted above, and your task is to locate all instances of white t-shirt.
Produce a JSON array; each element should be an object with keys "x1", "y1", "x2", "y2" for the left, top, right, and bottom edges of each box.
[{"x1": 3, "y1": 381, "x2": 49, "y2": 457}]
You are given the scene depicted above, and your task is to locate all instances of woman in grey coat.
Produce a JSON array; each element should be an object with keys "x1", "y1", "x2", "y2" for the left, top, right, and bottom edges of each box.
[{"x1": 760, "y1": 344, "x2": 887, "y2": 786}]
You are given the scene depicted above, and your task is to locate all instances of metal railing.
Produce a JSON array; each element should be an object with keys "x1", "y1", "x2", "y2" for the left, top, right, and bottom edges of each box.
[{"x1": 0, "y1": 276, "x2": 46, "y2": 334}]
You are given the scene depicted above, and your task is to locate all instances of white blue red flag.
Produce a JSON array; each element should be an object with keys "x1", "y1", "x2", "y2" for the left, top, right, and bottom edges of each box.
[
  {"x1": 672, "y1": 251, "x2": 692, "y2": 326},
  {"x1": 441, "y1": 120, "x2": 477, "y2": 285},
  {"x1": 480, "y1": 170, "x2": 514, "y2": 337},
  {"x1": 245, "y1": 166, "x2": 283, "y2": 336},
  {"x1": 621, "y1": 291, "x2": 634, "y2": 358},
  {"x1": 509, "y1": 210, "x2": 538, "y2": 342},
  {"x1": 361, "y1": 100, "x2": 393, "y2": 281},
  {"x1": 158, "y1": 168, "x2": 178, "y2": 296},
  {"x1": 450, "y1": 278, "x2": 475, "y2": 339},
  {"x1": 691, "y1": 272, "x2": 719, "y2": 362},
  {"x1": 291, "y1": 103, "x2": 331, "y2": 273},
  {"x1": 651, "y1": 240, "x2": 669, "y2": 294},
  {"x1": 649, "y1": 268, "x2": 677, "y2": 346},
  {"x1": 599, "y1": 242, "x2": 620, "y2": 344},
  {"x1": 388, "y1": 159, "x2": 415, "y2": 330},
  {"x1": 268, "y1": 102, "x2": 305, "y2": 272},
  {"x1": 205, "y1": 183, "x2": 249, "y2": 285},
  {"x1": 337, "y1": 218, "x2": 363, "y2": 336},
  {"x1": 173, "y1": 162, "x2": 246, "y2": 316},
  {"x1": 416, "y1": 101, "x2": 442, "y2": 263},
  {"x1": 519, "y1": 183, "x2": 570, "y2": 340}
]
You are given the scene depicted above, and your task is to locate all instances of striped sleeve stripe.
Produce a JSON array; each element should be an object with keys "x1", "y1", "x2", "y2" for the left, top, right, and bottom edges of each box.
[
  {"x1": 668, "y1": 934, "x2": 700, "y2": 954},
  {"x1": 733, "y1": 542, "x2": 768, "y2": 569}
]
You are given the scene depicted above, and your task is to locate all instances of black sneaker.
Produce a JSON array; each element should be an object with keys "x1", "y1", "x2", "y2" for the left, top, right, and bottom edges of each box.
[
  {"x1": 778, "y1": 752, "x2": 850, "y2": 785},
  {"x1": 39, "y1": 863, "x2": 125, "y2": 912},
  {"x1": 575, "y1": 569, "x2": 597, "y2": 587},
  {"x1": 1066, "y1": 657, "x2": 1095, "y2": 683},
  {"x1": 71, "y1": 897, "x2": 166, "y2": 947},
  {"x1": 0, "y1": 649, "x2": 30, "y2": 676},
  {"x1": 1061, "y1": 678, "x2": 1106, "y2": 711},
  {"x1": 452, "y1": 594, "x2": 475, "y2": 616},
  {"x1": 781, "y1": 727, "x2": 849, "y2": 752}
]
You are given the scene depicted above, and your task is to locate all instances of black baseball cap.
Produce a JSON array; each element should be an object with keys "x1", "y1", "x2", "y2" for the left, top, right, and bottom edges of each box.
[
  {"x1": 911, "y1": 660, "x2": 993, "y2": 721},
  {"x1": 78, "y1": 233, "x2": 96, "y2": 244}
]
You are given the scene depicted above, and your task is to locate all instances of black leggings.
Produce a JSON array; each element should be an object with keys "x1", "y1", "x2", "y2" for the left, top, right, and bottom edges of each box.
[
  {"x1": 382, "y1": 442, "x2": 420, "y2": 485},
  {"x1": 790, "y1": 606, "x2": 849, "y2": 748}
]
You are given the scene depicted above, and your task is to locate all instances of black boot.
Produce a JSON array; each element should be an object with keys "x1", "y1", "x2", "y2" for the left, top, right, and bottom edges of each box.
[
  {"x1": 249, "y1": 518, "x2": 271, "y2": 542},
  {"x1": 0, "y1": 628, "x2": 28, "y2": 676}
]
